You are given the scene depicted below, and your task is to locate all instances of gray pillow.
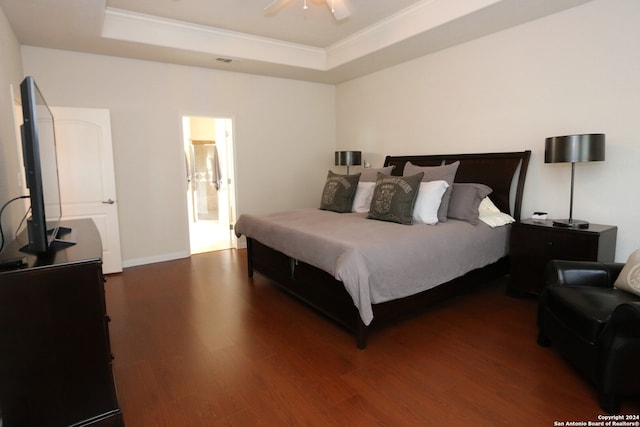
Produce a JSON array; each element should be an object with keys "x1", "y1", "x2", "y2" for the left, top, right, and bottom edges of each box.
[
  {"x1": 320, "y1": 171, "x2": 361, "y2": 213},
  {"x1": 447, "y1": 183, "x2": 493, "y2": 225},
  {"x1": 367, "y1": 172, "x2": 424, "y2": 225},
  {"x1": 403, "y1": 161, "x2": 460, "y2": 222},
  {"x1": 359, "y1": 166, "x2": 395, "y2": 182}
]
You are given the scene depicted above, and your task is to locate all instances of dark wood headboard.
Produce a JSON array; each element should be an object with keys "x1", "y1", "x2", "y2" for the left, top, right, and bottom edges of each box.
[{"x1": 383, "y1": 151, "x2": 531, "y2": 221}]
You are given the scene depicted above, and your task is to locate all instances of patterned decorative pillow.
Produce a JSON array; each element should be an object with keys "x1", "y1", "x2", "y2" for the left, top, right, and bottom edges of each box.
[
  {"x1": 367, "y1": 172, "x2": 424, "y2": 224},
  {"x1": 403, "y1": 161, "x2": 459, "y2": 222},
  {"x1": 614, "y1": 249, "x2": 640, "y2": 297},
  {"x1": 320, "y1": 171, "x2": 361, "y2": 213}
]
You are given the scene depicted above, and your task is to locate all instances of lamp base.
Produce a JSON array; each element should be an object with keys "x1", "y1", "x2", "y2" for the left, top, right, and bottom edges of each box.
[{"x1": 552, "y1": 219, "x2": 590, "y2": 229}]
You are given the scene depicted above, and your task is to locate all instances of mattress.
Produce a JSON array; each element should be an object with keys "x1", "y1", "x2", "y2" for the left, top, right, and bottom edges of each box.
[{"x1": 235, "y1": 208, "x2": 510, "y2": 325}]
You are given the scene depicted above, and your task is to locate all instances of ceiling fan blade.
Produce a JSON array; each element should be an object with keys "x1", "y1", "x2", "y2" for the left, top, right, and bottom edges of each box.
[
  {"x1": 264, "y1": 0, "x2": 294, "y2": 16},
  {"x1": 327, "y1": 0, "x2": 350, "y2": 20}
]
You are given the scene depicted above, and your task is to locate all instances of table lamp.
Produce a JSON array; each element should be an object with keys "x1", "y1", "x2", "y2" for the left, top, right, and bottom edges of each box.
[
  {"x1": 335, "y1": 151, "x2": 362, "y2": 175},
  {"x1": 544, "y1": 133, "x2": 605, "y2": 229}
]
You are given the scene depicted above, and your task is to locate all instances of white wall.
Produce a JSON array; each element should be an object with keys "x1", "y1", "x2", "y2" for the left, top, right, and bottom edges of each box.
[
  {"x1": 9, "y1": 0, "x2": 639, "y2": 265},
  {"x1": 336, "y1": 0, "x2": 640, "y2": 262},
  {"x1": 21, "y1": 48, "x2": 335, "y2": 266},
  {"x1": 0, "y1": 7, "x2": 25, "y2": 239}
]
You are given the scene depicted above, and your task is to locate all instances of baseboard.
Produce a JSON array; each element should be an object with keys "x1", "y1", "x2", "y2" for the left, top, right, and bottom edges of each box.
[{"x1": 122, "y1": 251, "x2": 190, "y2": 269}]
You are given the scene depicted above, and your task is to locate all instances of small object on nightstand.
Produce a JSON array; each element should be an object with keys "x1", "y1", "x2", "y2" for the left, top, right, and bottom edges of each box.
[{"x1": 531, "y1": 212, "x2": 547, "y2": 222}]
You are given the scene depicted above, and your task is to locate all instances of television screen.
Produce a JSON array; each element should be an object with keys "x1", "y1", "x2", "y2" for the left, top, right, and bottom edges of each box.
[{"x1": 19, "y1": 76, "x2": 64, "y2": 253}]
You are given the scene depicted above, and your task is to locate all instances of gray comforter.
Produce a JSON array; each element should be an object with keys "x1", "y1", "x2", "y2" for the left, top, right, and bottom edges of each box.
[{"x1": 235, "y1": 208, "x2": 510, "y2": 325}]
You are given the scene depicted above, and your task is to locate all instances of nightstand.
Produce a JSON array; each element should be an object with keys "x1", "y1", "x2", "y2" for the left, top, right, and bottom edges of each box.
[{"x1": 508, "y1": 218, "x2": 617, "y2": 296}]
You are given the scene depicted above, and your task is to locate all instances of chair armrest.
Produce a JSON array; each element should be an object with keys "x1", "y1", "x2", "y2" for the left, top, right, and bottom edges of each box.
[
  {"x1": 598, "y1": 302, "x2": 640, "y2": 396},
  {"x1": 599, "y1": 302, "x2": 640, "y2": 353},
  {"x1": 608, "y1": 302, "x2": 640, "y2": 336},
  {"x1": 546, "y1": 260, "x2": 625, "y2": 288}
]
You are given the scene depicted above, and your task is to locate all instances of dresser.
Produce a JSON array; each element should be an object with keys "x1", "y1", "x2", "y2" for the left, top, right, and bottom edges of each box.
[
  {"x1": 0, "y1": 219, "x2": 123, "y2": 427},
  {"x1": 508, "y1": 218, "x2": 617, "y2": 296}
]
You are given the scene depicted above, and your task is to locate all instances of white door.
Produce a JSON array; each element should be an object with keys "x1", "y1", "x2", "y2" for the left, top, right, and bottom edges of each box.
[{"x1": 51, "y1": 107, "x2": 123, "y2": 273}]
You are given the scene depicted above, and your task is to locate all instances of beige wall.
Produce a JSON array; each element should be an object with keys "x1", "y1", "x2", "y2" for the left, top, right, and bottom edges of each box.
[
  {"x1": 21, "y1": 47, "x2": 336, "y2": 266},
  {"x1": 4, "y1": 0, "x2": 639, "y2": 265},
  {"x1": 336, "y1": 0, "x2": 640, "y2": 261},
  {"x1": 0, "y1": 7, "x2": 25, "y2": 238}
]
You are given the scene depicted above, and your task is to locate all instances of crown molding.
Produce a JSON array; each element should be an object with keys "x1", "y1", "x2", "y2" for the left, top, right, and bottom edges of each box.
[
  {"x1": 102, "y1": 1, "x2": 502, "y2": 73},
  {"x1": 102, "y1": 8, "x2": 327, "y2": 70},
  {"x1": 99, "y1": 0, "x2": 592, "y2": 80},
  {"x1": 326, "y1": 0, "x2": 501, "y2": 68}
]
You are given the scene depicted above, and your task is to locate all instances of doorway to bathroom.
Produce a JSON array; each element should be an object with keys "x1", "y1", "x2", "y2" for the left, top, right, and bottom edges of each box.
[{"x1": 182, "y1": 116, "x2": 236, "y2": 254}]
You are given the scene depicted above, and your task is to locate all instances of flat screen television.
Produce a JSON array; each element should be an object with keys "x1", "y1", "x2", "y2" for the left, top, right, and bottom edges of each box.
[{"x1": 19, "y1": 76, "x2": 73, "y2": 254}]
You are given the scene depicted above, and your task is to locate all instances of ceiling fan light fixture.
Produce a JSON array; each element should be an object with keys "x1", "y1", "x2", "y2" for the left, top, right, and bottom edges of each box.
[
  {"x1": 329, "y1": 0, "x2": 349, "y2": 21},
  {"x1": 264, "y1": 0, "x2": 350, "y2": 20}
]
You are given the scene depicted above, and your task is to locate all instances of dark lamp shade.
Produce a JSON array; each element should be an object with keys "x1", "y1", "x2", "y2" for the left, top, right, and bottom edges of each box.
[
  {"x1": 335, "y1": 151, "x2": 362, "y2": 166},
  {"x1": 543, "y1": 133, "x2": 605, "y2": 229},
  {"x1": 544, "y1": 134, "x2": 605, "y2": 164}
]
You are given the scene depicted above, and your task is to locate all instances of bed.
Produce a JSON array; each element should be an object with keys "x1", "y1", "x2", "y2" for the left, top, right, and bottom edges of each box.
[{"x1": 235, "y1": 151, "x2": 531, "y2": 348}]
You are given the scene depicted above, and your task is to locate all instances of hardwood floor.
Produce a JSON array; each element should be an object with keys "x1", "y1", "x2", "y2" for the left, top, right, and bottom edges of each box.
[{"x1": 105, "y1": 249, "x2": 639, "y2": 426}]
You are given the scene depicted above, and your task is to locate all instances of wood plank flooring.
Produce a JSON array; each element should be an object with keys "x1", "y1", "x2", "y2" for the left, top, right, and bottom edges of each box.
[{"x1": 105, "y1": 249, "x2": 640, "y2": 426}]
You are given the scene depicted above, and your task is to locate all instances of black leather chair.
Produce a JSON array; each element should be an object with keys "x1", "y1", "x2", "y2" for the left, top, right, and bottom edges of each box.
[{"x1": 537, "y1": 260, "x2": 640, "y2": 413}]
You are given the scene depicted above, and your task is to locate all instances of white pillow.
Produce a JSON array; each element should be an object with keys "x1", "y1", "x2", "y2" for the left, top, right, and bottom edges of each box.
[
  {"x1": 479, "y1": 212, "x2": 515, "y2": 228},
  {"x1": 479, "y1": 196, "x2": 501, "y2": 214},
  {"x1": 412, "y1": 180, "x2": 449, "y2": 225},
  {"x1": 478, "y1": 197, "x2": 515, "y2": 227},
  {"x1": 614, "y1": 249, "x2": 640, "y2": 297},
  {"x1": 351, "y1": 181, "x2": 376, "y2": 213}
]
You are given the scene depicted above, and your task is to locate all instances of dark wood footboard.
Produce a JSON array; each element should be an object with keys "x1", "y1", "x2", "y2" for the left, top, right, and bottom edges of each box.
[
  {"x1": 247, "y1": 237, "x2": 367, "y2": 346},
  {"x1": 247, "y1": 237, "x2": 509, "y2": 349}
]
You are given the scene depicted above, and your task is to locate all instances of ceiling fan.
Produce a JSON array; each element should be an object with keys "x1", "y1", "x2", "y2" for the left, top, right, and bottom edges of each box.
[{"x1": 264, "y1": 0, "x2": 350, "y2": 21}]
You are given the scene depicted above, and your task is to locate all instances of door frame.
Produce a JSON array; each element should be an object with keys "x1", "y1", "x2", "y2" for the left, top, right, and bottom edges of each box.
[{"x1": 180, "y1": 114, "x2": 238, "y2": 253}]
